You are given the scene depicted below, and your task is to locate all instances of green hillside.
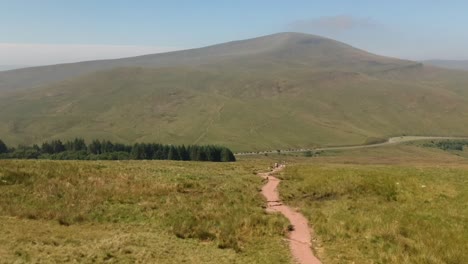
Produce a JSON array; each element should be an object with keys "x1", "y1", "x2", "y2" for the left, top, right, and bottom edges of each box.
[{"x1": 1, "y1": 33, "x2": 468, "y2": 151}]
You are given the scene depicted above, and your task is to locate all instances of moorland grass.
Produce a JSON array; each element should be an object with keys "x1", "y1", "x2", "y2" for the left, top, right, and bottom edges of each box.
[
  {"x1": 1, "y1": 145, "x2": 466, "y2": 263},
  {"x1": 279, "y1": 163, "x2": 468, "y2": 264},
  {"x1": 0, "y1": 159, "x2": 292, "y2": 263}
]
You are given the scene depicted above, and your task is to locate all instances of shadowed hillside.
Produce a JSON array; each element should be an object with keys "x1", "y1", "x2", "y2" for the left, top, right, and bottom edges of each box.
[{"x1": 1, "y1": 33, "x2": 468, "y2": 151}]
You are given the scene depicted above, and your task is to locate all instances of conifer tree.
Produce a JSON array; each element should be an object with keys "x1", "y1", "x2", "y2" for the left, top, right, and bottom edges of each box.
[
  {"x1": 88, "y1": 140, "x2": 102, "y2": 154},
  {"x1": 101, "y1": 140, "x2": 114, "y2": 153},
  {"x1": 41, "y1": 142, "x2": 53, "y2": 154},
  {"x1": 2, "y1": 138, "x2": 236, "y2": 162},
  {"x1": 51, "y1": 140, "x2": 65, "y2": 153},
  {"x1": 131, "y1": 143, "x2": 146, "y2": 159},
  {"x1": 75, "y1": 138, "x2": 87, "y2": 151},
  {"x1": 167, "y1": 146, "x2": 176, "y2": 160},
  {"x1": 220, "y1": 148, "x2": 235, "y2": 162},
  {"x1": 0, "y1": 139, "x2": 8, "y2": 154},
  {"x1": 178, "y1": 145, "x2": 189, "y2": 161}
]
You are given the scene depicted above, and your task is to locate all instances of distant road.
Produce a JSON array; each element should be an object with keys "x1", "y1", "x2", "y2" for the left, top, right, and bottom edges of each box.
[{"x1": 235, "y1": 136, "x2": 468, "y2": 156}]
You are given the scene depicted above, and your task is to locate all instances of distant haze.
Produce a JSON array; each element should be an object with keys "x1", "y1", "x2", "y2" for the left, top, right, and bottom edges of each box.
[
  {"x1": 0, "y1": 43, "x2": 179, "y2": 67},
  {"x1": 285, "y1": 15, "x2": 468, "y2": 62},
  {"x1": 424, "y1": 60, "x2": 468, "y2": 71},
  {"x1": 2, "y1": 2, "x2": 468, "y2": 66},
  {"x1": 0, "y1": 65, "x2": 29, "y2": 71}
]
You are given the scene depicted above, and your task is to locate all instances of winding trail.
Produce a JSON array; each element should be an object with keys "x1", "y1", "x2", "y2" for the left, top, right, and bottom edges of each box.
[
  {"x1": 259, "y1": 165, "x2": 322, "y2": 264},
  {"x1": 254, "y1": 135, "x2": 468, "y2": 262}
]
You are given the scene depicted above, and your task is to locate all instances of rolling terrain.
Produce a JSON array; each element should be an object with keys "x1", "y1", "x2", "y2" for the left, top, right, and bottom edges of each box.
[{"x1": 1, "y1": 33, "x2": 468, "y2": 151}]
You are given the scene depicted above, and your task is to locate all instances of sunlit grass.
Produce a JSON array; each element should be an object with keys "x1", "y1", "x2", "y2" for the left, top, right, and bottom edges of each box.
[
  {"x1": 0, "y1": 159, "x2": 292, "y2": 263},
  {"x1": 280, "y1": 163, "x2": 468, "y2": 263}
]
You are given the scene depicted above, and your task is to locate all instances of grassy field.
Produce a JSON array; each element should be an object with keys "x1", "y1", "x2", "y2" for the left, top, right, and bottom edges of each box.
[
  {"x1": 1, "y1": 143, "x2": 467, "y2": 263},
  {"x1": 0, "y1": 159, "x2": 292, "y2": 263},
  {"x1": 278, "y1": 146, "x2": 468, "y2": 264}
]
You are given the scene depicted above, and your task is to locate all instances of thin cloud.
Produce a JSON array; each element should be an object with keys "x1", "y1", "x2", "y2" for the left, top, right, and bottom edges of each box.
[
  {"x1": 0, "y1": 43, "x2": 180, "y2": 66},
  {"x1": 288, "y1": 15, "x2": 381, "y2": 33}
]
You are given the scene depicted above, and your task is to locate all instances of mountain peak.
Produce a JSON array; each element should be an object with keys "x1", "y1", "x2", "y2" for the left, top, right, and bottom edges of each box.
[
  {"x1": 0, "y1": 32, "x2": 413, "y2": 94},
  {"x1": 226, "y1": 32, "x2": 336, "y2": 49},
  {"x1": 257, "y1": 31, "x2": 325, "y2": 39},
  {"x1": 0, "y1": 32, "x2": 465, "y2": 150}
]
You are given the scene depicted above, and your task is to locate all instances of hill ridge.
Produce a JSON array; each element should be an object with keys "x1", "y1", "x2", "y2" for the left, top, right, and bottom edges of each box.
[
  {"x1": 1, "y1": 33, "x2": 468, "y2": 151},
  {"x1": 0, "y1": 32, "x2": 413, "y2": 94}
]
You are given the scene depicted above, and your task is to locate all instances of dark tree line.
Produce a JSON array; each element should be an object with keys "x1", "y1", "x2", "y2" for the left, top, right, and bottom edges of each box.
[
  {"x1": 0, "y1": 139, "x2": 7, "y2": 154},
  {"x1": 0, "y1": 138, "x2": 236, "y2": 162},
  {"x1": 423, "y1": 140, "x2": 468, "y2": 151}
]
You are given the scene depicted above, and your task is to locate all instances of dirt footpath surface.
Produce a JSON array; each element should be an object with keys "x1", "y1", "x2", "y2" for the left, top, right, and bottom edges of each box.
[{"x1": 259, "y1": 166, "x2": 322, "y2": 264}]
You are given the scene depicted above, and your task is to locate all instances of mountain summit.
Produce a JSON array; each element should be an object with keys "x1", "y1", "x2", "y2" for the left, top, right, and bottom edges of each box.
[
  {"x1": 0, "y1": 32, "x2": 414, "y2": 93},
  {"x1": 0, "y1": 33, "x2": 467, "y2": 150}
]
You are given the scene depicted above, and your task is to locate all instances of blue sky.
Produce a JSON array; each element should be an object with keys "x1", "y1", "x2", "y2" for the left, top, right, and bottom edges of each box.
[{"x1": 1, "y1": 0, "x2": 467, "y2": 66}]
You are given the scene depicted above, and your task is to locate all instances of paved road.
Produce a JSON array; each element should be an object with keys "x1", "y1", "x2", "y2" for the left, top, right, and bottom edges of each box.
[{"x1": 236, "y1": 136, "x2": 468, "y2": 156}]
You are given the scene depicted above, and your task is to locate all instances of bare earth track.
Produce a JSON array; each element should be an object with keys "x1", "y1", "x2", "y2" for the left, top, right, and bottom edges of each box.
[{"x1": 259, "y1": 166, "x2": 322, "y2": 264}]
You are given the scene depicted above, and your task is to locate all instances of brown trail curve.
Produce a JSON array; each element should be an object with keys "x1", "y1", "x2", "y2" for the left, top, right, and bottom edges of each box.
[{"x1": 259, "y1": 165, "x2": 322, "y2": 264}]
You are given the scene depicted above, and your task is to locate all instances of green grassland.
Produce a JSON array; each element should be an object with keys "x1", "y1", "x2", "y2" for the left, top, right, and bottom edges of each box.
[
  {"x1": 1, "y1": 143, "x2": 468, "y2": 263},
  {"x1": 278, "y1": 145, "x2": 468, "y2": 263},
  {"x1": 0, "y1": 159, "x2": 292, "y2": 263},
  {"x1": 2, "y1": 33, "x2": 468, "y2": 151}
]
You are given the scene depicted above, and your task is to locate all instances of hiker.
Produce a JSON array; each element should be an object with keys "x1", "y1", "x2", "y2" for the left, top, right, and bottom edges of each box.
[{"x1": 274, "y1": 162, "x2": 278, "y2": 168}]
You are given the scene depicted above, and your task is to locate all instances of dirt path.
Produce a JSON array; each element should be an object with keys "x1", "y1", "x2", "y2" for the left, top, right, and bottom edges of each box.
[
  {"x1": 259, "y1": 165, "x2": 322, "y2": 264},
  {"x1": 237, "y1": 136, "x2": 468, "y2": 156}
]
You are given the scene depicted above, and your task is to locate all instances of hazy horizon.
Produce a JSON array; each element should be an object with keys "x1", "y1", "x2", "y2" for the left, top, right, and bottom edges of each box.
[{"x1": 2, "y1": 1, "x2": 468, "y2": 66}]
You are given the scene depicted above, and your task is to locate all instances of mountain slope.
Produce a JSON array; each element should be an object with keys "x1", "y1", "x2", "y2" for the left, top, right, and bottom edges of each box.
[
  {"x1": 1, "y1": 33, "x2": 468, "y2": 151},
  {"x1": 0, "y1": 65, "x2": 29, "y2": 72},
  {"x1": 0, "y1": 33, "x2": 413, "y2": 94},
  {"x1": 424, "y1": 60, "x2": 468, "y2": 71}
]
